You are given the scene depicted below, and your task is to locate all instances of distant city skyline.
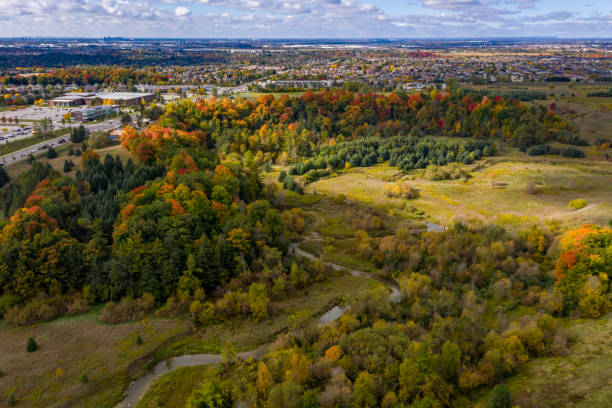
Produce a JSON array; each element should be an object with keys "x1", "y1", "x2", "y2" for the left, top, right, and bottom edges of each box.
[{"x1": 0, "y1": 0, "x2": 610, "y2": 39}]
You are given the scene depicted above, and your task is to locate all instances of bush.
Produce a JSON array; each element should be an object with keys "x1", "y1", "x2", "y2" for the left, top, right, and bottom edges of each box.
[
  {"x1": 80, "y1": 374, "x2": 89, "y2": 383},
  {"x1": 99, "y1": 294, "x2": 156, "y2": 324},
  {"x1": 524, "y1": 182, "x2": 537, "y2": 195},
  {"x1": 89, "y1": 131, "x2": 114, "y2": 149},
  {"x1": 0, "y1": 166, "x2": 9, "y2": 188},
  {"x1": 568, "y1": 199, "x2": 587, "y2": 211},
  {"x1": 385, "y1": 182, "x2": 420, "y2": 199},
  {"x1": 528, "y1": 145, "x2": 560, "y2": 156},
  {"x1": 63, "y1": 159, "x2": 75, "y2": 173},
  {"x1": 0, "y1": 294, "x2": 21, "y2": 317},
  {"x1": 46, "y1": 146, "x2": 58, "y2": 159},
  {"x1": 562, "y1": 147, "x2": 585, "y2": 158},
  {"x1": 3, "y1": 294, "x2": 90, "y2": 327},
  {"x1": 26, "y1": 337, "x2": 38, "y2": 352},
  {"x1": 487, "y1": 384, "x2": 512, "y2": 408},
  {"x1": 8, "y1": 394, "x2": 16, "y2": 406}
]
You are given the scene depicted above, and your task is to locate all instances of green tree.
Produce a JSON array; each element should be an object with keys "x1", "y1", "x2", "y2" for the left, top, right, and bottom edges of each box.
[
  {"x1": 487, "y1": 384, "x2": 512, "y2": 408},
  {"x1": 63, "y1": 159, "x2": 73, "y2": 173},
  {"x1": 187, "y1": 377, "x2": 234, "y2": 408},
  {"x1": 267, "y1": 381, "x2": 303, "y2": 408},
  {"x1": 0, "y1": 166, "x2": 9, "y2": 188},
  {"x1": 248, "y1": 283, "x2": 269, "y2": 320},
  {"x1": 437, "y1": 341, "x2": 461, "y2": 383},
  {"x1": 26, "y1": 337, "x2": 38, "y2": 352},
  {"x1": 46, "y1": 146, "x2": 58, "y2": 159},
  {"x1": 353, "y1": 371, "x2": 377, "y2": 408}
]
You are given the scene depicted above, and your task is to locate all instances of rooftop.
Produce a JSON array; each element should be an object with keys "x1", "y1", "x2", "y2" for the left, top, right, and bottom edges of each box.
[
  {"x1": 51, "y1": 95, "x2": 87, "y2": 101},
  {"x1": 87, "y1": 92, "x2": 154, "y2": 100}
]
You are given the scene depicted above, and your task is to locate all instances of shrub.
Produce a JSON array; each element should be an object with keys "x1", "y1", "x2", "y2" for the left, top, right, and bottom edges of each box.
[
  {"x1": 63, "y1": 159, "x2": 75, "y2": 173},
  {"x1": 0, "y1": 294, "x2": 21, "y2": 317},
  {"x1": 26, "y1": 337, "x2": 38, "y2": 352},
  {"x1": 0, "y1": 166, "x2": 9, "y2": 188},
  {"x1": 278, "y1": 170, "x2": 287, "y2": 182},
  {"x1": 136, "y1": 334, "x2": 143, "y2": 345},
  {"x1": 524, "y1": 182, "x2": 537, "y2": 195},
  {"x1": 333, "y1": 193, "x2": 346, "y2": 204},
  {"x1": 99, "y1": 294, "x2": 155, "y2": 324},
  {"x1": 81, "y1": 374, "x2": 89, "y2": 383},
  {"x1": 425, "y1": 165, "x2": 448, "y2": 181},
  {"x1": 8, "y1": 394, "x2": 16, "y2": 406},
  {"x1": 385, "y1": 182, "x2": 420, "y2": 199},
  {"x1": 528, "y1": 145, "x2": 560, "y2": 156},
  {"x1": 89, "y1": 131, "x2": 115, "y2": 149},
  {"x1": 562, "y1": 147, "x2": 585, "y2": 158},
  {"x1": 568, "y1": 199, "x2": 587, "y2": 211},
  {"x1": 487, "y1": 384, "x2": 512, "y2": 408},
  {"x1": 46, "y1": 146, "x2": 58, "y2": 159},
  {"x1": 3, "y1": 294, "x2": 90, "y2": 327}
]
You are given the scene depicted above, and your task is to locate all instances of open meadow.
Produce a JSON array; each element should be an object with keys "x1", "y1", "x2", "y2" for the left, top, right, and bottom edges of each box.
[
  {"x1": 305, "y1": 155, "x2": 612, "y2": 230},
  {"x1": 0, "y1": 311, "x2": 186, "y2": 407}
]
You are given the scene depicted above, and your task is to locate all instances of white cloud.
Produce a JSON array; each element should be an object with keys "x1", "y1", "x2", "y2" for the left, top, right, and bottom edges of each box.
[
  {"x1": 175, "y1": 5, "x2": 191, "y2": 16},
  {"x1": 0, "y1": 0, "x2": 608, "y2": 37},
  {"x1": 422, "y1": 0, "x2": 480, "y2": 10}
]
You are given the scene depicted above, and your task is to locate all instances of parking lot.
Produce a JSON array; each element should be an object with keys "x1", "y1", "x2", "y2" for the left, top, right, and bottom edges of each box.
[{"x1": 1, "y1": 106, "x2": 77, "y2": 126}]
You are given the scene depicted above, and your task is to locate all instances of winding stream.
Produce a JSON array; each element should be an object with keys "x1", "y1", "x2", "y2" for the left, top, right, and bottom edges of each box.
[{"x1": 115, "y1": 243, "x2": 404, "y2": 408}]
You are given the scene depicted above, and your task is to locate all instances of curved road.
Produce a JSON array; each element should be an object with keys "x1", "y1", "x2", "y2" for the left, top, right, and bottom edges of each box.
[{"x1": 115, "y1": 242, "x2": 403, "y2": 408}]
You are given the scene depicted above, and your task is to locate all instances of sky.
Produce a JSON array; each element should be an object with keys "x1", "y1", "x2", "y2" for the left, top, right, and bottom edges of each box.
[{"x1": 0, "y1": 0, "x2": 610, "y2": 38}]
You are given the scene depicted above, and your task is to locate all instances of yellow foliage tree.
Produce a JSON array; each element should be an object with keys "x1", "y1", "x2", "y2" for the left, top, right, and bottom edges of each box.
[
  {"x1": 324, "y1": 345, "x2": 343, "y2": 361},
  {"x1": 256, "y1": 361, "x2": 273, "y2": 397}
]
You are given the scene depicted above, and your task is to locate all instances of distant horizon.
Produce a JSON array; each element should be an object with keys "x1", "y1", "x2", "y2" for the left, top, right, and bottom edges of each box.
[{"x1": 1, "y1": 36, "x2": 611, "y2": 41}]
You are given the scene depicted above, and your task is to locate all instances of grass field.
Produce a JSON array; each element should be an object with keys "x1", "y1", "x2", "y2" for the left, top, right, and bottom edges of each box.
[
  {"x1": 477, "y1": 314, "x2": 612, "y2": 408},
  {"x1": 306, "y1": 158, "x2": 612, "y2": 230},
  {"x1": 0, "y1": 311, "x2": 186, "y2": 408}
]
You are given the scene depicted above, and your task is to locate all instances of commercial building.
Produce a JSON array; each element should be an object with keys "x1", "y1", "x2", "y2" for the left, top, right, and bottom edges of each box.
[
  {"x1": 50, "y1": 92, "x2": 155, "y2": 108},
  {"x1": 71, "y1": 105, "x2": 120, "y2": 122},
  {"x1": 84, "y1": 92, "x2": 155, "y2": 107},
  {"x1": 49, "y1": 93, "x2": 94, "y2": 107}
]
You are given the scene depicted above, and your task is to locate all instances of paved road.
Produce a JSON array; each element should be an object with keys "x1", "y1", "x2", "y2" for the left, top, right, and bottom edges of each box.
[
  {"x1": 0, "y1": 118, "x2": 123, "y2": 166},
  {"x1": 0, "y1": 134, "x2": 70, "y2": 165}
]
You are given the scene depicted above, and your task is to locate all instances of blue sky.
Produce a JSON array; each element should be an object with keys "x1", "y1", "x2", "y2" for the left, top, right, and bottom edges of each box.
[{"x1": 0, "y1": 0, "x2": 610, "y2": 38}]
